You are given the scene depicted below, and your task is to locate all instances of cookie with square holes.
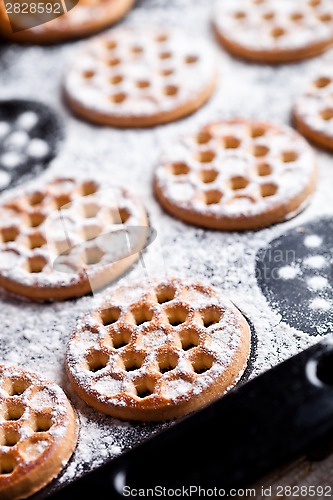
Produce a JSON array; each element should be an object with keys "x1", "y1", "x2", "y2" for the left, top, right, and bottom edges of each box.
[
  {"x1": 0, "y1": 364, "x2": 78, "y2": 500},
  {"x1": 0, "y1": 0, "x2": 134, "y2": 44},
  {"x1": 153, "y1": 119, "x2": 317, "y2": 231},
  {"x1": 66, "y1": 278, "x2": 251, "y2": 421},
  {"x1": 0, "y1": 176, "x2": 148, "y2": 301},
  {"x1": 63, "y1": 27, "x2": 217, "y2": 127},
  {"x1": 293, "y1": 63, "x2": 333, "y2": 151},
  {"x1": 212, "y1": 0, "x2": 333, "y2": 64}
]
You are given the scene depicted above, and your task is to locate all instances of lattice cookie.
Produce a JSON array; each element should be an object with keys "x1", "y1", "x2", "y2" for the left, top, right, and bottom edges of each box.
[
  {"x1": 0, "y1": 176, "x2": 148, "y2": 301},
  {"x1": 154, "y1": 119, "x2": 317, "y2": 231},
  {"x1": 63, "y1": 27, "x2": 217, "y2": 127},
  {"x1": 293, "y1": 63, "x2": 333, "y2": 151},
  {"x1": 212, "y1": 0, "x2": 333, "y2": 63},
  {"x1": 66, "y1": 278, "x2": 251, "y2": 421},
  {"x1": 0, "y1": 0, "x2": 134, "y2": 44},
  {"x1": 0, "y1": 364, "x2": 78, "y2": 500}
]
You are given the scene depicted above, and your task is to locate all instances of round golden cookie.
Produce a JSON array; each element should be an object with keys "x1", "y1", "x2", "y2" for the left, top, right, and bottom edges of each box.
[
  {"x1": 0, "y1": 364, "x2": 78, "y2": 500},
  {"x1": 0, "y1": 0, "x2": 134, "y2": 45},
  {"x1": 212, "y1": 0, "x2": 333, "y2": 64},
  {"x1": 66, "y1": 277, "x2": 251, "y2": 422},
  {"x1": 0, "y1": 176, "x2": 148, "y2": 301},
  {"x1": 153, "y1": 119, "x2": 317, "y2": 231},
  {"x1": 293, "y1": 64, "x2": 333, "y2": 151},
  {"x1": 63, "y1": 27, "x2": 218, "y2": 127}
]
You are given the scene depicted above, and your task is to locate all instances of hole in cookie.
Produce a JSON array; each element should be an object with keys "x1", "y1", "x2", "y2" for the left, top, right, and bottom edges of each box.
[
  {"x1": 201, "y1": 307, "x2": 222, "y2": 327},
  {"x1": 110, "y1": 93, "x2": 127, "y2": 104},
  {"x1": 159, "y1": 51, "x2": 172, "y2": 60},
  {"x1": 200, "y1": 169, "x2": 219, "y2": 184},
  {"x1": 111, "y1": 75, "x2": 124, "y2": 85},
  {"x1": 319, "y1": 13, "x2": 332, "y2": 22},
  {"x1": 84, "y1": 246, "x2": 104, "y2": 266},
  {"x1": 131, "y1": 46, "x2": 144, "y2": 54},
  {"x1": 122, "y1": 352, "x2": 144, "y2": 372},
  {"x1": 282, "y1": 151, "x2": 298, "y2": 163},
  {"x1": 27, "y1": 192, "x2": 45, "y2": 206},
  {"x1": 28, "y1": 233, "x2": 47, "y2": 250},
  {"x1": 320, "y1": 108, "x2": 333, "y2": 120},
  {"x1": 290, "y1": 12, "x2": 304, "y2": 21},
  {"x1": 1, "y1": 430, "x2": 20, "y2": 447},
  {"x1": 28, "y1": 213, "x2": 46, "y2": 228},
  {"x1": 261, "y1": 183, "x2": 278, "y2": 198},
  {"x1": 164, "y1": 85, "x2": 178, "y2": 97},
  {"x1": 156, "y1": 285, "x2": 176, "y2": 304},
  {"x1": 271, "y1": 26, "x2": 286, "y2": 38},
  {"x1": 204, "y1": 190, "x2": 223, "y2": 205},
  {"x1": 250, "y1": 125, "x2": 266, "y2": 138},
  {"x1": 169, "y1": 162, "x2": 190, "y2": 175},
  {"x1": 314, "y1": 77, "x2": 331, "y2": 88},
  {"x1": 185, "y1": 55, "x2": 199, "y2": 64},
  {"x1": 253, "y1": 144, "x2": 269, "y2": 157},
  {"x1": 86, "y1": 350, "x2": 109, "y2": 372},
  {"x1": 112, "y1": 331, "x2": 131, "y2": 349},
  {"x1": 83, "y1": 202, "x2": 100, "y2": 219},
  {"x1": 179, "y1": 329, "x2": 200, "y2": 351},
  {"x1": 83, "y1": 70, "x2": 95, "y2": 79},
  {"x1": 309, "y1": 0, "x2": 321, "y2": 6},
  {"x1": 1, "y1": 227, "x2": 19, "y2": 243},
  {"x1": 136, "y1": 80, "x2": 151, "y2": 89},
  {"x1": 105, "y1": 39, "x2": 117, "y2": 50},
  {"x1": 83, "y1": 224, "x2": 102, "y2": 241},
  {"x1": 34, "y1": 414, "x2": 53, "y2": 432},
  {"x1": 80, "y1": 181, "x2": 99, "y2": 196},
  {"x1": 6, "y1": 405, "x2": 25, "y2": 421},
  {"x1": 223, "y1": 136, "x2": 241, "y2": 149},
  {"x1": 158, "y1": 352, "x2": 178, "y2": 374},
  {"x1": 257, "y1": 162, "x2": 272, "y2": 176},
  {"x1": 55, "y1": 194, "x2": 72, "y2": 209},
  {"x1": 160, "y1": 68, "x2": 174, "y2": 77},
  {"x1": 134, "y1": 379, "x2": 154, "y2": 399},
  {"x1": 196, "y1": 131, "x2": 212, "y2": 144},
  {"x1": 197, "y1": 150, "x2": 216, "y2": 163},
  {"x1": 0, "y1": 456, "x2": 16, "y2": 475},
  {"x1": 166, "y1": 306, "x2": 189, "y2": 327},
  {"x1": 116, "y1": 208, "x2": 130, "y2": 224},
  {"x1": 234, "y1": 11, "x2": 246, "y2": 19},
  {"x1": 6, "y1": 379, "x2": 30, "y2": 397},
  {"x1": 191, "y1": 353, "x2": 214, "y2": 374},
  {"x1": 108, "y1": 58, "x2": 121, "y2": 67},
  {"x1": 132, "y1": 307, "x2": 154, "y2": 326},
  {"x1": 28, "y1": 256, "x2": 48, "y2": 273},
  {"x1": 155, "y1": 33, "x2": 168, "y2": 43},
  {"x1": 229, "y1": 176, "x2": 249, "y2": 190},
  {"x1": 262, "y1": 11, "x2": 275, "y2": 20},
  {"x1": 100, "y1": 307, "x2": 121, "y2": 326}
]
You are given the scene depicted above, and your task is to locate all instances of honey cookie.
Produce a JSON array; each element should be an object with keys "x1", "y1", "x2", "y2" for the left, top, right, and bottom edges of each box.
[
  {"x1": 0, "y1": 0, "x2": 134, "y2": 45},
  {"x1": 63, "y1": 27, "x2": 217, "y2": 127},
  {"x1": 212, "y1": 0, "x2": 333, "y2": 64},
  {"x1": 0, "y1": 176, "x2": 148, "y2": 301},
  {"x1": 0, "y1": 364, "x2": 78, "y2": 500},
  {"x1": 153, "y1": 119, "x2": 317, "y2": 231},
  {"x1": 66, "y1": 277, "x2": 251, "y2": 421},
  {"x1": 293, "y1": 64, "x2": 333, "y2": 151}
]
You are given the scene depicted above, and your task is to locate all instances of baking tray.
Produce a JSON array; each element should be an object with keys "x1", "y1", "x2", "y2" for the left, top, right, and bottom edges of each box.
[{"x1": 0, "y1": 0, "x2": 333, "y2": 497}]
